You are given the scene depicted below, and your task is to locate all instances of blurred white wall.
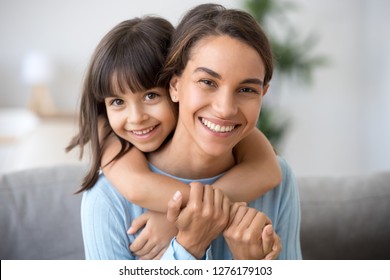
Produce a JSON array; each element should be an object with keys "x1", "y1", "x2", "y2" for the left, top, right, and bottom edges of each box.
[
  {"x1": 278, "y1": 0, "x2": 390, "y2": 176},
  {"x1": 0, "y1": 0, "x2": 389, "y2": 177}
]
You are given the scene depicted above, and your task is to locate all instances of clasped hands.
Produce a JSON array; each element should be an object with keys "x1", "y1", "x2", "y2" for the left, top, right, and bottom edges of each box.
[{"x1": 128, "y1": 182, "x2": 281, "y2": 260}]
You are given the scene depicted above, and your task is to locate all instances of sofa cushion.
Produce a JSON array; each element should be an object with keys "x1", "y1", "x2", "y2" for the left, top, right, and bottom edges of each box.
[
  {"x1": 298, "y1": 171, "x2": 390, "y2": 260},
  {"x1": 0, "y1": 164, "x2": 86, "y2": 260}
]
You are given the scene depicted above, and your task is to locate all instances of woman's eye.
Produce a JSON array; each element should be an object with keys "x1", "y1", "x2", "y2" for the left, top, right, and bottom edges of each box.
[
  {"x1": 199, "y1": 79, "x2": 216, "y2": 88},
  {"x1": 239, "y1": 87, "x2": 259, "y2": 95}
]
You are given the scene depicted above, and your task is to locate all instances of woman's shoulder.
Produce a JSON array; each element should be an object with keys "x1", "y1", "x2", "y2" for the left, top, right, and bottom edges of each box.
[
  {"x1": 277, "y1": 156, "x2": 294, "y2": 179},
  {"x1": 275, "y1": 156, "x2": 299, "y2": 197},
  {"x1": 82, "y1": 174, "x2": 130, "y2": 209}
]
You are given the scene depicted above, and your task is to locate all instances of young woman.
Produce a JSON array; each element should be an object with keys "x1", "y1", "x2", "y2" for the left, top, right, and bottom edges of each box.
[
  {"x1": 144, "y1": 3, "x2": 302, "y2": 259},
  {"x1": 68, "y1": 16, "x2": 282, "y2": 259}
]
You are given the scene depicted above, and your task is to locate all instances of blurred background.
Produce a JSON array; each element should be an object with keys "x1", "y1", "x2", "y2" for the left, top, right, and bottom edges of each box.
[{"x1": 0, "y1": 0, "x2": 389, "y2": 177}]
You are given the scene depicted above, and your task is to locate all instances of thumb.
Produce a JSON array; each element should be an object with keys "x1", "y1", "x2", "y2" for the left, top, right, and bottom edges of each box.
[
  {"x1": 127, "y1": 211, "x2": 149, "y2": 234},
  {"x1": 167, "y1": 191, "x2": 183, "y2": 223},
  {"x1": 261, "y1": 224, "x2": 274, "y2": 256}
]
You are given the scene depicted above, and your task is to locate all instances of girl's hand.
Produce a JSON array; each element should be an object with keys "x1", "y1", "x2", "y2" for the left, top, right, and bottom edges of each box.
[
  {"x1": 128, "y1": 210, "x2": 177, "y2": 260},
  {"x1": 223, "y1": 205, "x2": 280, "y2": 260},
  {"x1": 167, "y1": 182, "x2": 230, "y2": 259}
]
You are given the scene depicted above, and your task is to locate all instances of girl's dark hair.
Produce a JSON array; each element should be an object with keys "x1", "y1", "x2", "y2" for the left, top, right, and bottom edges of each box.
[
  {"x1": 66, "y1": 16, "x2": 174, "y2": 193},
  {"x1": 160, "y1": 3, "x2": 273, "y2": 87}
]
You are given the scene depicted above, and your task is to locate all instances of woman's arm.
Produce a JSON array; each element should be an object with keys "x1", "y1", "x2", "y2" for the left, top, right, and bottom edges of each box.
[{"x1": 213, "y1": 128, "x2": 282, "y2": 202}]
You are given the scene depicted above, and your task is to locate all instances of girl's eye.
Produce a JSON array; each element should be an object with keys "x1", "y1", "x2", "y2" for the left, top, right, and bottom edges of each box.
[
  {"x1": 144, "y1": 92, "x2": 159, "y2": 101},
  {"x1": 110, "y1": 98, "x2": 124, "y2": 106}
]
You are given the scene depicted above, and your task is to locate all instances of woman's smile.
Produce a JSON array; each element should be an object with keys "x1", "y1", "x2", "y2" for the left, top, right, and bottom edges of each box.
[{"x1": 200, "y1": 117, "x2": 238, "y2": 134}]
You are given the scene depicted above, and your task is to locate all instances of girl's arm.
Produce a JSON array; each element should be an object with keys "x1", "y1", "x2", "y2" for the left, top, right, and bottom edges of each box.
[
  {"x1": 213, "y1": 128, "x2": 282, "y2": 202},
  {"x1": 102, "y1": 129, "x2": 280, "y2": 212},
  {"x1": 101, "y1": 134, "x2": 190, "y2": 213}
]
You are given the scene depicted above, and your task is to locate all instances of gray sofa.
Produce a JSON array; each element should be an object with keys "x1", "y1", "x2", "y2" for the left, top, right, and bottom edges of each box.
[{"x1": 1, "y1": 164, "x2": 389, "y2": 260}]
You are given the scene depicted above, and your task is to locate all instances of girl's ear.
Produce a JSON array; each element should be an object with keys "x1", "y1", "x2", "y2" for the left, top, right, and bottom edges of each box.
[{"x1": 169, "y1": 75, "x2": 179, "y2": 103}]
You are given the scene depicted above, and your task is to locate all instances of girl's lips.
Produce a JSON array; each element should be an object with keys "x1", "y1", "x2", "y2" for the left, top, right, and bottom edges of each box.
[
  {"x1": 130, "y1": 125, "x2": 157, "y2": 135},
  {"x1": 127, "y1": 124, "x2": 160, "y2": 139}
]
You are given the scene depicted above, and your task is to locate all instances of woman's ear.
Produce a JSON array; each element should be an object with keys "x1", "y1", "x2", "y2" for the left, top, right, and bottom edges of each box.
[
  {"x1": 262, "y1": 83, "x2": 270, "y2": 97},
  {"x1": 169, "y1": 75, "x2": 179, "y2": 103}
]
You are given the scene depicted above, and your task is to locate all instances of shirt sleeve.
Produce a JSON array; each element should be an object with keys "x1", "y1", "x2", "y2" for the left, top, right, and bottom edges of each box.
[{"x1": 161, "y1": 238, "x2": 213, "y2": 260}]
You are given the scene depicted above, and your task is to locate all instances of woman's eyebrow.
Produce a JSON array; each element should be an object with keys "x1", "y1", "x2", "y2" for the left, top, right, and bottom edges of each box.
[
  {"x1": 194, "y1": 67, "x2": 221, "y2": 79},
  {"x1": 194, "y1": 67, "x2": 264, "y2": 86},
  {"x1": 240, "y1": 78, "x2": 263, "y2": 86}
]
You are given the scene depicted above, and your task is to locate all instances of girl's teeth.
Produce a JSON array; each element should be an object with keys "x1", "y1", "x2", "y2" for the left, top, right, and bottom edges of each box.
[
  {"x1": 201, "y1": 118, "x2": 235, "y2": 133},
  {"x1": 132, "y1": 126, "x2": 154, "y2": 135}
]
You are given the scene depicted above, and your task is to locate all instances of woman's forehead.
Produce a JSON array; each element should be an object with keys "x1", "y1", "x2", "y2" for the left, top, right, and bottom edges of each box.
[{"x1": 187, "y1": 35, "x2": 265, "y2": 80}]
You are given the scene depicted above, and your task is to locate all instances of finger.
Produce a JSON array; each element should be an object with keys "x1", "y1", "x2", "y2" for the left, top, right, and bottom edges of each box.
[
  {"x1": 166, "y1": 191, "x2": 183, "y2": 223},
  {"x1": 222, "y1": 194, "x2": 230, "y2": 215},
  {"x1": 212, "y1": 187, "x2": 222, "y2": 209},
  {"x1": 265, "y1": 233, "x2": 281, "y2": 260},
  {"x1": 127, "y1": 212, "x2": 149, "y2": 234},
  {"x1": 220, "y1": 194, "x2": 231, "y2": 228},
  {"x1": 231, "y1": 205, "x2": 248, "y2": 226},
  {"x1": 132, "y1": 239, "x2": 154, "y2": 257},
  {"x1": 227, "y1": 202, "x2": 246, "y2": 227},
  {"x1": 129, "y1": 232, "x2": 148, "y2": 253},
  {"x1": 261, "y1": 224, "x2": 275, "y2": 256},
  {"x1": 148, "y1": 246, "x2": 167, "y2": 260},
  {"x1": 238, "y1": 207, "x2": 258, "y2": 229},
  {"x1": 137, "y1": 243, "x2": 162, "y2": 260},
  {"x1": 188, "y1": 182, "x2": 204, "y2": 207},
  {"x1": 203, "y1": 184, "x2": 214, "y2": 207}
]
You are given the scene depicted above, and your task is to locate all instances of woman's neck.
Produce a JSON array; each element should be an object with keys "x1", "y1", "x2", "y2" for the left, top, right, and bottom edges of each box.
[{"x1": 147, "y1": 134, "x2": 235, "y2": 180}]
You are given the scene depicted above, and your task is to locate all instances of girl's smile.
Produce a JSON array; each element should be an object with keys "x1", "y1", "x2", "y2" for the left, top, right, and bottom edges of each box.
[{"x1": 105, "y1": 86, "x2": 176, "y2": 152}]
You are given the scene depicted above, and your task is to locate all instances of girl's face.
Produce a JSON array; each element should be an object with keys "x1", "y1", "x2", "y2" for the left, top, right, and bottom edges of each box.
[
  {"x1": 105, "y1": 86, "x2": 176, "y2": 152},
  {"x1": 170, "y1": 35, "x2": 269, "y2": 158}
]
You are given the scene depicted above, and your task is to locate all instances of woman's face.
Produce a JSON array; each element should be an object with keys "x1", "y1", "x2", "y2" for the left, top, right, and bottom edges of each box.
[
  {"x1": 170, "y1": 35, "x2": 269, "y2": 158},
  {"x1": 105, "y1": 85, "x2": 177, "y2": 152}
]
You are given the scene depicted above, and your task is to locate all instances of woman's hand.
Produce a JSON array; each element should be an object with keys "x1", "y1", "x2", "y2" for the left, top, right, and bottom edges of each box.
[
  {"x1": 262, "y1": 224, "x2": 282, "y2": 260},
  {"x1": 223, "y1": 205, "x2": 281, "y2": 260},
  {"x1": 128, "y1": 210, "x2": 177, "y2": 260},
  {"x1": 167, "y1": 182, "x2": 230, "y2": 259}
]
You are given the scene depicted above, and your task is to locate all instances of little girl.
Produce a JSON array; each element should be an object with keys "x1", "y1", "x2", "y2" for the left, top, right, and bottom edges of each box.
[{"x1": 68, "y1": 16, "x2": 281, "y2": 260}]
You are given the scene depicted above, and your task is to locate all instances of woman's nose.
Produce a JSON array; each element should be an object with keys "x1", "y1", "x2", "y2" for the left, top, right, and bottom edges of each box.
[{"x1": 212, "y1": 90, "x2": 237, "y2": 118}]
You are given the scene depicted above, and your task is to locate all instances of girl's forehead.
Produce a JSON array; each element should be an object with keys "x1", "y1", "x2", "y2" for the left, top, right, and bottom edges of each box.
[{"x1": 109, "y1": 72, "x2": 142, "y2": 96}]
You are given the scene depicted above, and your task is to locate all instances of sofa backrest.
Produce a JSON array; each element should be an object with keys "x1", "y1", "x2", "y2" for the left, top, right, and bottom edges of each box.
[
  {"x1": 1, "y1": 163, "x2": 389, "y2": 260},
  {"x1": 298, "y1": 171, "x2": 390, "y2": 260},
  {"x1": 0, "y1": 164, "x2": 86, "y2": 260}
]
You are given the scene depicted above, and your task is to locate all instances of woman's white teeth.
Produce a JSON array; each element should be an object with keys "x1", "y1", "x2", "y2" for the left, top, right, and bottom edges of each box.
[
  {"x1": 201, "y1": 118, "x2": 235, "y2": 133},
  {"x1": 132, "y1": 126, "x2": 155, "y2": 135}
]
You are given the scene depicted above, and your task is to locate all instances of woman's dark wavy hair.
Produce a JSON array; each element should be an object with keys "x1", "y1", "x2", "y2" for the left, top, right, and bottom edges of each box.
[
  {"x1": 159, "y1": 3, "x2": 273, "y2": 88},
  {"x1": 66, "y1": 16, "x2": 174, "y2": 193}
]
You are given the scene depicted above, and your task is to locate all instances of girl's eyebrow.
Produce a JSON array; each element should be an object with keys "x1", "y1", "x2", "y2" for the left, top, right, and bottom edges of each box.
[{"x1": 194, "y1": 67, "x2": 263, "y2": 86}]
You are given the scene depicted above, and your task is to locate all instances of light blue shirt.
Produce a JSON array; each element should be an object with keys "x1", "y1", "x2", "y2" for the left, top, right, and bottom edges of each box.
[{"x1": 81, "y1": 156, "x2": 302, "y2": 259}]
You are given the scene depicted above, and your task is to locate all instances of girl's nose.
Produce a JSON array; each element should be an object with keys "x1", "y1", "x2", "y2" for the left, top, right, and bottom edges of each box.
[{"x1": 126, "y1": 103, "x2": 149, "y2": 124}]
